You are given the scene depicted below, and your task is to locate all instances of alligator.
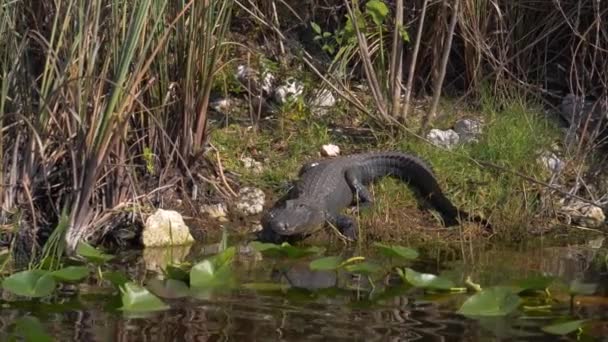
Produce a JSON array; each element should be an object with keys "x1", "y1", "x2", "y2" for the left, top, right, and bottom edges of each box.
[{"x1": 258, "y1": 151, "x2": 490, "y2": 243}]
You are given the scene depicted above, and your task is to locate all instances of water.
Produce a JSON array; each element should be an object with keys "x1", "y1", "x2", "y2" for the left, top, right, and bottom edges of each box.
[{"x1": 1, "y1": 238, "x2": 606, "y2": 341}]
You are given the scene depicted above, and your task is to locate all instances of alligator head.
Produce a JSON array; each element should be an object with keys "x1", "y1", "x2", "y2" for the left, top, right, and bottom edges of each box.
[{"x1": 260, "y1": 199, "x2": 326, "y2": 239}]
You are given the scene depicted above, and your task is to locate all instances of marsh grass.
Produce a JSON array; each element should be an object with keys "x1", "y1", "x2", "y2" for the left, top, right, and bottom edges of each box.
[{"x1": 0, "y1": 0, "x2": 235, "y2": 267}]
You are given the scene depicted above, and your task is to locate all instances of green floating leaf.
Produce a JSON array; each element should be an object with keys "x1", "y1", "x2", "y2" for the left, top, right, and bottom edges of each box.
[
  {"x1": 102, "y1": 271, "x2": 130, "y2": 287},
  {"x1": 365, "y1": 0, "x2": 389, "y2": 26},
  {"x1": 210, "y1": 246, "x2": 236, "y2": 268},
  {"x1": 51, "y1": 266, "x2": 90, "y2": 282},
  {"x1": 164, "y1": 263, "x2": 191, "y2": 282},
  {"x1": 458, "y1": 287, "x2": 522, "y2": 317},
  {"x1": 309, "y1": 256, "x2": 344, "y2": 271},
  {"x1": 190, "y1": 260, "x2": 235, "y2": 289},
  {"x1": 119, "y1": 282, "x2": 169, "y2": 312},
  {"x1": 344, "y1": 262, "x2": 382, "y2": 275},
  {"x1": 146, "y1": 278, "x2": 190, "y2": 299},
  {"x1": 3, "y1": 270, "x2": 56, "y2": 298},
  {"x1": 76, "y1": 242, "x2": 114, "y2": 264},
  {"x1": 569, "y1": 279, "x2": 597, "y2": 296},
  {"x1": 250, "y1": 241, "x2": 323, "y2": 259},
  {"x1": 12, "y1": 316, "x2": 52, "y2": 342},
  {"x1": 374, "y1": 243, "x2": 419, "y2": 261},
  {"x1": 514, "y1": 275, "x2": 555, "y2": 293},
  {"x1": 542, "y1": 319, "x2": 587, "y2": 335},
  {"x1": 242, "y1": 282, "x2": 290, "y2": 292},
  {"x1": 401, "y1": 268, "x2": 455, "y2": 290}
]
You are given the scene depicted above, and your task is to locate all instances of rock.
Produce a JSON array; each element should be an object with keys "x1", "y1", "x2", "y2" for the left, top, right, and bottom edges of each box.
[
  {"x1": 559, "y1": 200, "x2": 606, "y2": 228},
  {"x1": 274, "y1": 78, "x2": 304, "y2": 104},
  {"x1": 236, "y1": 65, "x2": 276, "y2": 97},
  {"x1": 240, "y1": 156, "x2": 263, "y2": 173},
  {"x1": 310, "y1": 89, "x2": 336, "y2": 108},
  {"x1": 426, "y1": 129, "x2": 460, "y2": 149},
  {"x1": 233, "y1": 187, "x2": 266, "y2": 216},
  {"x1": 209, "y1": 97, "x2": 234, "y2": 113},
  {"x1": 321, "y1": 144, "x2": 340, "y2": 157},
  {"x1": 143, "y1": 245, "x2": 192, "y2": 272},
  {"x1": 201, "y1": 203, "x2": 229, "y2": 222},
  {"x1": 143, "y1": 209, "x2": 195, "y2": 247},
  {"x1": 454, "y1": 118, "x2": 482, "y2": 143},
  {"x1": 538, "y1": 151, "x2": 564, "y2": 174}
]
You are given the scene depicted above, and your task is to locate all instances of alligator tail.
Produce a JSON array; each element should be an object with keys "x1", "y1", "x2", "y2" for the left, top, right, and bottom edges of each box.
[{"x1": 360, "y1": 152, "x2": 492, "y2": 230}]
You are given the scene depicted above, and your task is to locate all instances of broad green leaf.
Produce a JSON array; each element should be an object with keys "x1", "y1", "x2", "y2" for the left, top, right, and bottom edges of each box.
[
  {"x1": 458, "y1": 287, "x2": 522, "y2": 317},
  {"x1": 345, "y1": 262, "x2": 382, "y2": 275},
  {"x1": 541, "y1": 319, "x2": 587, "y2": 335},
  {"x1": 250, "y1": 241, "x2": 323, "y2": 259},
  {"x1": 119, "y1": 282, "x2": 169, "y2": 312},
  {"x1": 164, "y1": 263, "x2": 191, "y2": 282},
  {"x1": 102, "y1": 271, "x2": 129, "y2": 287},
  {"x1": 210, "y1": 246, "x2": 236, "y2": 268},
  {"x1": 146, "y1": 278, "x2": 190, "y2": 299},
  {"x1": 569, "y1": 279, "x2": 597, "y2": 295},
  {"x1": 76, "y1": 242, "x2": 114, "y2": 263},
  {"x1": 365, "y1": 0, "x2": 389, "y2": 26},
  {"x1": 374, "y1": 243, "x2": 419, "y2": 261},
  {"x1": 401, "y1": 268, "x2": 455, "y2": 290},
  {"x1": 514, "y1": 275, "x2": 555, "y2": 293},
  {"x1": 311, "y1": 21, "x2": 322, "y2": 35},
  {"x1": 12, "y1": 316, "x2": 52, "y2": 342},
  {"x1": 51, "y1": 266, "x2": 89, "y2": 282},
  {"x1": 3, "y1": 270, "x2": 56, "y2": 298},
  {"x1": 190, "y1": 260, "x2": 235, "y2": 289},
  {"x1": 309, "y1": 256, "x2": 343, "y2": 271},
  {"x1": 242, "y1": 282, "x2": 290, "y2": 291}
]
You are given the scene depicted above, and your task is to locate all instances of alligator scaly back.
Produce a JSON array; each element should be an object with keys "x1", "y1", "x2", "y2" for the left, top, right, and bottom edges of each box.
[{"x1": 258, "y1": 151, "x2": 491, "y2": 243}]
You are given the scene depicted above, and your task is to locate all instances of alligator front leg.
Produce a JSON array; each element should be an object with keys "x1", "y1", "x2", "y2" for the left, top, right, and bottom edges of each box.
[
  {"x1": 327, "y1": 214, "x2": 358, "y2": 241},
  {"x1": 345, "y1": 169, "x2": 373, "y2": 207}
]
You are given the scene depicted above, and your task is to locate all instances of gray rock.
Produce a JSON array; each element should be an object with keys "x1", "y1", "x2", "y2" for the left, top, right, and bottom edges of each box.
[
  {"x1": 234, "y1": 187, "x2": 266, "y2": 216},
  {"x1": 201, "y1": 203, "x2": 229, "y2": 222},
  {"x1": 240, "y1": 156, "x2": 263, "y2": 174},
  {"x1": 320, "y1": 144, "x2": 340, "y2": 157},
  {"x1": 310, "y1": 89, "x2": 336, "y2": 108},
  {"x1": 143, "y1": 209, "x2": 195, "y2": 247},
  {"x1": 538, "y1": 151, "x2": 564, "y2": 174},
  {"x1": 559, "y1": 200, "x2": 606, "y2": 228},
  {"x1": 236, "y1": 65, "x2": 276, "y2": 97},
  {"x1": 426, "y1": 129, "x2": 460, "y2": 149},
  {"x1": 454, "y1": 118, "x2": 482, "y2": 143},
  {"x1": 274, "y1": 78, "x2": 304, "y2": 104}
]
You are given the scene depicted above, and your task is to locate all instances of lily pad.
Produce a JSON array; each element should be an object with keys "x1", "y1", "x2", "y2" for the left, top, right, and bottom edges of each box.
[
  {"x1": 3, "y1": 270, "x2": 56, "y2": 298},
  {"x1": 12, "y1": 316, "x2": 52, "y2": 342},
  {"x1": 458, "y1": 286, "x2": 522, "y2": 317},
  {"x1": 190, "y1": 259, "x2": 235, "y2": 289},
  {"x1": 119, "y1": 282, "x2": 169, "y2": 312},
  {"x1": 344, "y1": 262, "x2": 382, "y2": 275},
  {"x1": 76, "y1": 242, "x2": 114, "y2": 264},
  {"x1": 146, "y1": 278, "x2": 190, "y2": 299},
  {"x1": 374, "y1": 243, "x2": 419, "y2": 261},
  {"x1": 514, "y1": 275, "x2": 555, "y2": 293},
  {"x1": 164, "y1": 263, "x2": 191, "y2": 282},
  {"x1": 102, "y1": 271, "x2": 130, "y2": 287},
  {"x1": 541, "y1": 319, "x2": 587, "y2": 335},
  {"x1": 400, "y1": 268, "x2": 455, "y2": 290},
  {"x1": 51, "y1": 266, "x2": 90, "y2": 282},
  {"x1": 250, "y1": 241, "x2": 323, "y2": 259},
  {"x1": 309, "y1": 256, "x2": 344, "y2": 271}
]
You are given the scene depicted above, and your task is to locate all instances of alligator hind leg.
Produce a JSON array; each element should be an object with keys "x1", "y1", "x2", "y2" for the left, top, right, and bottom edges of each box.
[
  {"x1": 328, "y1": 214, "x2": 358, "y2": 241},
  {"x1": 345, "y1": 169, "x2": 373, "y2": 207}
]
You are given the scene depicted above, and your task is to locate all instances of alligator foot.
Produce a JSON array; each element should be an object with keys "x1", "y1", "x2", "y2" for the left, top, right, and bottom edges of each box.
[{"x1": 329, "y1": 214, "x2": 358, "y2": 241}]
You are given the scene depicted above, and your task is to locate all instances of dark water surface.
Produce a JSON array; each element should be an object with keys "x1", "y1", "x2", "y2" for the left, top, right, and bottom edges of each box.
[{"x1": 1, "y1": 237, "x2": 607, "y2": 341}]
